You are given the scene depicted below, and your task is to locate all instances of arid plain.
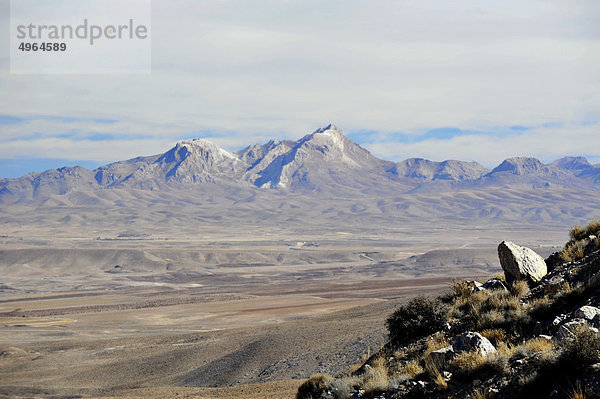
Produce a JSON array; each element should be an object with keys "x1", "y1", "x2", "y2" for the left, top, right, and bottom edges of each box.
[{"x1": 0, "y1": 212, "x2": 563, "y2": 398}]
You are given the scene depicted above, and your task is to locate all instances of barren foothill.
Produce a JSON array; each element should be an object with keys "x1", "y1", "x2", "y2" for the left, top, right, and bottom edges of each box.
[{"x1": 0, "y1": 229, "x2": 562, "y2": 398}]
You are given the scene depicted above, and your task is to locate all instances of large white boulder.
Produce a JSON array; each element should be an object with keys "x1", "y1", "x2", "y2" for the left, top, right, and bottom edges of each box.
[{"x1": 498, "y1": 241, "x2": 547, "y2": 285}]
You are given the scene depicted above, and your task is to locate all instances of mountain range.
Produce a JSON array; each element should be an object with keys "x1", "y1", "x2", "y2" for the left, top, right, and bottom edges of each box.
[{"x1": 1, "y1": 124, "x2": 599, "y2": 204}]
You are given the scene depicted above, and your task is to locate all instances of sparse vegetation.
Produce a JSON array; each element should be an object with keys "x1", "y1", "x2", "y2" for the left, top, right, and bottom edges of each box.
[
  {"x1": 559, "y1": 220, "x2": 600, "y2": 262},
  {"x1": 558, "y1": 324, "x2": 600, "y2": 369},
  {"x1": 569, "y1": 220, "x2": 600, "y2": 242},
  {"x1": 299, "y1": 221, "x2": 600, "y2": 398},
  {"x1": 387, "y1": 295, "x2": 448, "y2": 346}
]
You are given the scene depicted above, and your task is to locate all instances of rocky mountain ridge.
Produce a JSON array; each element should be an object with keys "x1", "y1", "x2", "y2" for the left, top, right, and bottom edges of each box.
[{"x1": 1, "y1": 124, "x2": 599, "y2": 203}]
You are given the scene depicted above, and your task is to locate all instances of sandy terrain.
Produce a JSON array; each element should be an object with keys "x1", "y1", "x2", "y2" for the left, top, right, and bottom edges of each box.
[{"x1": 0, "y1": 225, "x2": 562, "y2": 398}]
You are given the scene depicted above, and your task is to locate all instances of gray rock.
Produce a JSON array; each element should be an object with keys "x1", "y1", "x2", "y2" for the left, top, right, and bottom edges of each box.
[
  {"x1": 574, "y1": 306, "x2": 600, "y2": 321},
  {"x1": 473, "y1": 278, "x2": 508, "y2": 293},
  {"x1": 593, "y1": 314, "x2": 600, "y2": 328},
  {"x1": 429, "y1": 346, "x2": 455, "y2": 369},
  {"x1": 498, "y1": 241, "x2": 547, "y2": 285},
  {"x1": 453, "y1": 332, "x2": 497, "y2": 357}
]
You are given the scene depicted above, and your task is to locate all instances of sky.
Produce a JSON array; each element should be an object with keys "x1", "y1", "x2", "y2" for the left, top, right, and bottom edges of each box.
[{"x1": 1, "y1": 0, "x2": 599, "y2": 178}]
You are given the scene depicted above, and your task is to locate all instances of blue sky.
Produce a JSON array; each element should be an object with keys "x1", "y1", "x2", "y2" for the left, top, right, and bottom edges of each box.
[{"x1": 1, "y1": 0, "x2": 599, "y2": 178}]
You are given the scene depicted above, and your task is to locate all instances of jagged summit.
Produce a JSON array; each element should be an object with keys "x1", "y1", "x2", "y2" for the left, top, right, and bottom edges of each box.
[
  {"x1": 247, "y1": 124, "x2": 392, "y2": 190},
  {"x1": 490, "y1": 157, "x2": 547, "y2": 175},
  {"x1": 1, "y1": 124, "x2": 600, "y2": 203}
]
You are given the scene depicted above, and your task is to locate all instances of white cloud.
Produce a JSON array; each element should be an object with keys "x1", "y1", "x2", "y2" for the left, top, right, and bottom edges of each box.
[
  {"x1": 365, "y1": 122, "x2": 600, "y2": 167},
  {"x1": 0, "y1": 0, "x2": 599, "y2": 163}
]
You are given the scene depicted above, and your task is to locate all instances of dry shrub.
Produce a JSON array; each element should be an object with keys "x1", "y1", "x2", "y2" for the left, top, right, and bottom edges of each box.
[
  {"x1": 490, "y1": 272, "x2": 507, "y2": 282},
  {"x1": 519, "y1": 326, "x2": 600, "y2": 398},
  {"x1": 512, "y1": 337, "x2": 555, "y2": 360},
  {"x1": 510, "y1": 280, "x2": 529, "y2": 298},
  {"x1": 297, "y1": 374, "x2": 334, "y2": 399},
  {"x1": 559, "y1": 220, "x2": 600, "y2": 263},
  {"x1": 496, "y1": 341, "x2": 513, "y2": 358},
  {"x1": 328, "y1": 376, "x2": 358, "y2": 399},
  {"x1": 450, "y1": 279, "x2": 472, "y2": 298},
  {"x1": 569, "y1": 220, "x2": 600, "y2": 242},
  {"x1": 559, "y1": 325, "x2": 600, "y2": 369},
  {"x1": 387, "y1": 296, "x2": 448, "y2": 346},
  {"x1": 473, "y1": 290, "x2": 529, "y2": 331},
  {"x1": 561, "y1": 240, "x2": 586, "y2": 263},
  {"x1": 393, "y1": 359, "x2": 423, "y2": 379},
  {"x1": 450, "y1": 352, "x2": 508, "y2": 380}
]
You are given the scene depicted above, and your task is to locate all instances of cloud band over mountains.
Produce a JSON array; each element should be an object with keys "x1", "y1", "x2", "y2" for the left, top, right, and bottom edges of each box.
[{"x1": 0, "y1": 0, "x2": 599, "y2": 176}]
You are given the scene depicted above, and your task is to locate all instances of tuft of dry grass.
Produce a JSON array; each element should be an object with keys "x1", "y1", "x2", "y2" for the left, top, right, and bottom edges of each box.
[
  {"x1": 424, "y1": 333, "x2": 450, "y2": 357},
  {"x1": 393, "y1": 359, "x2": 423, "y2": 379},
  {"x1": 362, "y1": 356, "x2": 390, "y2": 394},
  {"x1": 450, "y1": 351, "x2": 487, "y2": 378},
  {"x1": 561, "y1": 241, "x2": 586, "y2": 263},
  {"x1": 569, "y1": 381, "x2": 587, "y2": 399},
  {"x1": 473, "y1": 388, "x2": 495, "y2": 399},
  {"x1": 450, "y1": 351, "x2": 508, "y2": 380},
  {"x1": 512, "y1": 337, "x2": 555, "y2": 361},
  {"x1": 480, "y1": 329, "x2": 506, "y2": 347},
  {"x1": 510, "y1": 280, "x2": 529, "y2": 298},
  {"x1": 424, "y1": 358, "x2": 447, "y2": 389},
  {"x1": 450, "y1": 279, "x2": 472, "y2": 298}
]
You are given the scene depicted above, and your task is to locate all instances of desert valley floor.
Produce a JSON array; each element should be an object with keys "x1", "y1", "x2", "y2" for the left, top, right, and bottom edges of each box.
[{"x1": 0, "y1": 224, "x2": 564, "y2": 398}]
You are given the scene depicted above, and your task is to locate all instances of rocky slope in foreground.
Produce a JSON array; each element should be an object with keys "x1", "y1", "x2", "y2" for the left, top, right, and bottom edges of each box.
[{"x1": 298, "y1": 221, "x2": 600, "y2": 399}]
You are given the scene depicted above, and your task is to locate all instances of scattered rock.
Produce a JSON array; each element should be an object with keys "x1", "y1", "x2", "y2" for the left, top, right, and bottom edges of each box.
[
  {"x1": 498, "y1": 241, "x2": 547, "y2": 285},
  {"x1": 466, "y1": 280, "x2": 483, "y2": 290},
  {"x1": 453, "y1": 332, "x2": 497, "y2": 357},
  {"x1": 473, "y1": 278, "x2": 508, "y2": 293},
  {"x1": 573, "y1": 306, "x2": 600, "y2": 322}
]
